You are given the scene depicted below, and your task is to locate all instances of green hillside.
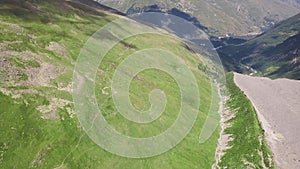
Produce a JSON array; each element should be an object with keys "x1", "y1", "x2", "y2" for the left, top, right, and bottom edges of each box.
[
  {"x1": 216, "y1": 73, "x2": 274, "y2": 168},
  {"x1": 219, "y1": 13, "x2": 300, "y2": 80},
  {"x1": 0, "y1": 0, "x2": 220, "y2": 168}
]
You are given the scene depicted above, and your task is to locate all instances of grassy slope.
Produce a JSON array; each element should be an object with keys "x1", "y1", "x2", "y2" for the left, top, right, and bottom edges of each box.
[
  {"x1": 219, "y1": 13, "x2": 300, "y2": 79},
  {"x1": 217, "y1": 73, "x2": 274, "y2": 169},
  {"x1": 0, "y1": 0, "x2": 219, "y2": 168}
]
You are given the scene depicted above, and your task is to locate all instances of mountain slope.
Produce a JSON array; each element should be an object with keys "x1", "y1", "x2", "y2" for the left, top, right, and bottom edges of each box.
[
  {"x1": 219, "y1": 13, "x2": 300, "y2": 80},
  {"x1": 96, "y1": 0, "x2": 300, "y2": 36},
  {"x1": 0, "y1": 0, "x2": 221, "y2": 168}
]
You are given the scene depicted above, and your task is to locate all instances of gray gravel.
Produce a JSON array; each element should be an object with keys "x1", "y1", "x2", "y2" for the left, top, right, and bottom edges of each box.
[{"x1": 234, "y1": 73, "x2": 300, "y2": 169}]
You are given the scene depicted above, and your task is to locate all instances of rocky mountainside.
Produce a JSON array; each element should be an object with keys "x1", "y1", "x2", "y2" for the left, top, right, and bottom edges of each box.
[{"x1": 95, "y1": 0, "x2": 300, "y2": 36}]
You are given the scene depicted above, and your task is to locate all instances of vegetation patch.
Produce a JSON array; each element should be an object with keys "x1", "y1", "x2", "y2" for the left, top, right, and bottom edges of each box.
[{"x1": 217, "y1": 73, "x2": 274, "y2": 169}]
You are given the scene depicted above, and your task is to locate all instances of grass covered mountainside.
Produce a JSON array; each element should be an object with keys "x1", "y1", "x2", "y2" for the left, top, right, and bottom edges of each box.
[
  {"x1": 0, "y1": 0, "x2": 221, "y2": 168},
  {"x1": 216, "y1": 73, "x2": 274, "y2": 168},
  {"x1": 96, "y1": 0, "x2": 300, "y2": 36},
  {"x1": 220, "y1": 13, "x2": 300, "y2": 80}
]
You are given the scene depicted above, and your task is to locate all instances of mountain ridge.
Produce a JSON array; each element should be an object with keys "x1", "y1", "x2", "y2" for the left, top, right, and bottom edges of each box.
[
  {"x1": 219, "y1": 12, "x2": 300, "y2": 79},
  {"x1": 95, "y1": 0, "x2": 300, "y2": 36}
]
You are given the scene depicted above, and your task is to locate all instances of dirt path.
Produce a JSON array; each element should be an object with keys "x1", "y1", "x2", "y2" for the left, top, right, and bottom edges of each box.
[
  {"x1": 211, "y1": 84, "x2": 232, "y2": 169},
  {"x1": 234, "y1": 73, "x2": 300, "y2": 169},
  {"x1": 212, "y1": 106, "x2": 235, "y2": 169}
]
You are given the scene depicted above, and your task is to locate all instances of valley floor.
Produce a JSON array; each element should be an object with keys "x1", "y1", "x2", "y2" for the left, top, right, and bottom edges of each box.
[{"x1": 234, "y1": 73, "x2": 300, "y2": 169}]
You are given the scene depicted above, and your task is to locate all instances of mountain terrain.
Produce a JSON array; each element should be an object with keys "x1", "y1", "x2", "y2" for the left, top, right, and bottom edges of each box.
[
  {"x1": 93, "y1": 0, "x2": 300, "y2": 80},
  {"x1": 96, "y1": 0, "x2": 300, "y2": 36},
  {"x1": 219, "y1": 13, "x2": 300, "y2": 79},
  {"x1": 0, "y1": 0, "x2": 222, "y2": 168},
  {"x1": 0, "y1": 0, "x2": 299, "y2": 168}
]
